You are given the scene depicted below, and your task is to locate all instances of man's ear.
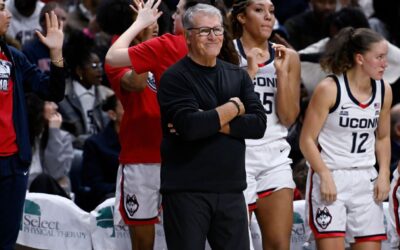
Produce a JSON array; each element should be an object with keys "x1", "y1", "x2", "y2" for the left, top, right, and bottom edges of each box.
[{"x1": 184, "y1": 30, "x2": 191, "y2": 46}]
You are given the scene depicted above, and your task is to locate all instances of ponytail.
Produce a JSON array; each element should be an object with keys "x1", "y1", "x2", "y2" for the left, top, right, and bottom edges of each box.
[{"x1": 320, "y1": 27, "x2": 384, "y2": 74}]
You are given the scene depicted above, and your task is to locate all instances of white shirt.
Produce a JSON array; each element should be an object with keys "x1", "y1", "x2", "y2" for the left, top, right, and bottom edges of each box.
[
  {"x1": 73, "y1": 80, "x2": 95, "y2": 134},
  {"x1": 6, "y1": 0, "x2": 44, "y2": 45}
]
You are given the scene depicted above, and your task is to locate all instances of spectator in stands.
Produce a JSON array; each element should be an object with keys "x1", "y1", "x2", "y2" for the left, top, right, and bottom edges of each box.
[
  {"x1": 25, "y1": 93, "x2": 73, "y2": 198},
  {"x1": 65, "y1": 0, "x2": 99, "y2": 33},
  {"x1": 66, "y1": 0, "x2": 112, "y2": 65},
  {"x1": 271, "y1": 0, "x2": 308, "y2": 24},
  {"x1": 299, "y1": 7, "x2": 400, "y2": 96},
  {"x1": 158, "y1": 3, "x2": 266, "y2": 249},
  {"x1": 81, "y1": 94, "x2": 122, "y2": 210},
  {"x1": 22, "y1": 1, "x2": 67, "y2": 73},
  {"x1": 284, "y1": 0, "x2": 336, "y2": 50},
  {"x1": 6, "y1": 0, "x2": 44, "y2": 46},
  {"x1": 370, "y1": 0, "x2": 400, "y2": 47},
  {"x1": 59, "y1": 30, "x2": 113, "y2": 149},
  {"x1": 0, "y1": 6, "x2": 65, "y2": 250}
]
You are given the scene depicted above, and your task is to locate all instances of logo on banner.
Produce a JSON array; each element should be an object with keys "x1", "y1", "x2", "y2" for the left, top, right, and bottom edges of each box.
[
  {"x1": 96, "y1": 206, "x2": 129, "y2": 238},
  {"x1": 97, "y1": 207, "x2": 116, "y2": 237},
  {"x1": 20, "y1": 199, "x2": 87, "y2": 239},
  {"x1": 316, "y1": 207, "x2": 332, "y2": 229},
  {"x1": 291, "y1": 211, "x2": 306, "y2": 243},
  {"x1": 125, "y1": 194, "x2": 139, "y2": 217},
  {"x1": 20, "y1": 200, "x2": 60, "y2": 233}
]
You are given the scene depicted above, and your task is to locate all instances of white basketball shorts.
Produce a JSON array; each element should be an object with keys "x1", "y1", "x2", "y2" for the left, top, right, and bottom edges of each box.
[
  {"x1": 244, "y1": 140, "x2": 295, "y2": 210},
  {"x1": 114, "y1": 163, "x2": 161, "y2": 226},
  {"x1": 306, "y1": 167, "x2": 386, "y2": 243}
]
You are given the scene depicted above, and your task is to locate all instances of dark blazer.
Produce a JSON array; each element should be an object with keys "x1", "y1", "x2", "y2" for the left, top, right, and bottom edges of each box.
[{"x1": 2, "y1": 42, "x2": 65, "y2": 166}]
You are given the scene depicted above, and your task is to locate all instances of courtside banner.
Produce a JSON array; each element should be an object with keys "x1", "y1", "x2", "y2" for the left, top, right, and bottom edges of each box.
[
  {"x1": 292, "y1": 200, "x2": 313, "y2": 249},
  {"x1": 250, "y1": 200, "x2": 315, "y2": 250},
  {"x1": 17, "y1": 192, "x2": 92, "y2": 250},
  {"x1": 90, "y1": 198, "x2": 132, "y2": 250}
]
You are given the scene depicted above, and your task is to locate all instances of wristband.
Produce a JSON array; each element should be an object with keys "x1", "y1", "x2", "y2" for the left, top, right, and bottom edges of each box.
[{"x1": 228, "y1": 99, "x2": 241, "y2": 116}]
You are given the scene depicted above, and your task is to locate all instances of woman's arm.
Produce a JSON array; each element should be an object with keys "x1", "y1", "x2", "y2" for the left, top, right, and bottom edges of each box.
[
  {"x1": 374, "y1": 81, "x2": 393, "y2": 201},
  {"x1": 300, "y1": 78, "x2": 337, "y2": 202},
  {"x1": 274, "y1": 45, "x2": 301, "y2": 127},
  {"x1": 105, "y1": 0, "x2": 162, "y2": 67}
]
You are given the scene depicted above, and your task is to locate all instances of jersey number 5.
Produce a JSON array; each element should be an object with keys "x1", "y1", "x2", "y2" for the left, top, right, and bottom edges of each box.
[{"x1": 256, "y1": 92, "x2": 274, "y2": 114}]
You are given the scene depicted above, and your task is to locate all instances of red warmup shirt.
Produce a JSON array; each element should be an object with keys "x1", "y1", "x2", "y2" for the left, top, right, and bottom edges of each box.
[
  {"x1": 105, "y1": 34, "x2": 188, "y2": 164},
  {"x1": 128, "y1": 33, "x2": 188, "y2": 86},
  {"x1": 0, "y1": 52, "x2": 18, "y2": 156}
]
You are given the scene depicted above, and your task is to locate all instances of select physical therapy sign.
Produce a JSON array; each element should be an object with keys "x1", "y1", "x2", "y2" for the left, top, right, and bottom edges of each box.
[
  {"x1": 17, "y1": 193, "x2": 92, "y2": 250},
  {"x1": 90, "y1": 198, "x2": 132, "y2": 250},
  {"x1": 17, "y1": 194, "x2": 397, "y2": 249}
]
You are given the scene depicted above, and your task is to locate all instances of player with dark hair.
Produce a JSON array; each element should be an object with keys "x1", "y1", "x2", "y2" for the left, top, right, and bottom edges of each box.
[
  {"x1": 300, "y1": 27, "x2": 392, "y2": 250},
  {"x1": 231, "y1": 0, "x2": 300, "y2": 249}
]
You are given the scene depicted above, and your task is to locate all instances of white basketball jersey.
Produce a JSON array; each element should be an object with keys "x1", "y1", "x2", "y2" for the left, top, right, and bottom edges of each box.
[
  {"x1": 318, "y1": 74, "x2": 384, "y2": 170},
  {"x1": 234, "y1": 39, "x2": 288, "y2": 146}
]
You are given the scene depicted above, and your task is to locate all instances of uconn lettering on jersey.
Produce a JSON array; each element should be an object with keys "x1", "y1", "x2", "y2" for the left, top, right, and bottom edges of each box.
[
  {"x1": 253, "y1": 76, "x2": 277, "y2": 88},
  {"x1": 339, "y1": 116, "x2": 378, "y2": 129},
  {"x1": 0, "y1": 59, "x2": 11, "y2": 91}
]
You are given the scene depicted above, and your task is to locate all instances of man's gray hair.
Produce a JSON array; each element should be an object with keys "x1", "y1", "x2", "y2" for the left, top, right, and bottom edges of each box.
[{"x1": 182, "y1": 3, "x2": 223, "y2": 29}]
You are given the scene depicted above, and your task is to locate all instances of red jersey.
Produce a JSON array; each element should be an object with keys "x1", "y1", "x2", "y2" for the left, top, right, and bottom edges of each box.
[
  {"x1": 105, "y1": 34, "x2": 187, "y2": 164},
  {"x1": 0, "y1": 52, "x2": 18, "y2": 156},
  {"x1": 128, "y1": 33, "x2": 187, "y2": 85}
]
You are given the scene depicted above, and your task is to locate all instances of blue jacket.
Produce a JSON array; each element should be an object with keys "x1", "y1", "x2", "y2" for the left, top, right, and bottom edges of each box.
[
  {"x1": 3, "y1": 43, "x2": 65, "y2": 167},
  {"x1": 81, "y1": 121, "x2": 120, "y2": 207}
]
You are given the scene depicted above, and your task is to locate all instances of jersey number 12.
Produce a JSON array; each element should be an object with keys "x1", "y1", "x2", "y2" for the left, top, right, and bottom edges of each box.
[{"x1": 350, "y1": 132, "x2": 368, "y2": 153}]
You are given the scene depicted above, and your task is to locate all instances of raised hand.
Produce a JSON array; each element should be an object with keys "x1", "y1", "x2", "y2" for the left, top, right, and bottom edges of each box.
[
  {"x1": 130, "y1": 0, "x2": 163, "y2": 30},
  {"x1": 36, "y1": 11, "x2": 64, "y2": 51},
  {"x1": 272, "y1": 43, "x2": 290, "y2": 73}
]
